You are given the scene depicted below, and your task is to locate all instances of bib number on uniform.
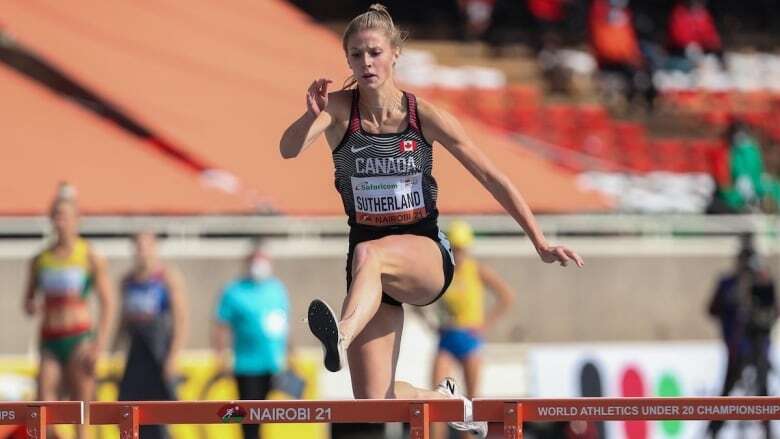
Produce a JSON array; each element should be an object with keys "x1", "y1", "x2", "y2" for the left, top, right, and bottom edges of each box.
[{"x1": 352, "y1": 174, "x2": 427, "y2": 226}]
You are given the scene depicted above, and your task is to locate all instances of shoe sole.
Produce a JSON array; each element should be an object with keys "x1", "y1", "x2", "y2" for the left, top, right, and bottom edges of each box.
[{"x1": 308, "y1": 299, "x2": 342, "y2": 372}]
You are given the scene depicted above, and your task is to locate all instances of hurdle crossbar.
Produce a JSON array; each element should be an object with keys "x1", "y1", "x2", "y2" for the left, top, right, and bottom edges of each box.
[
  {"x1": 474, "y1": 397, "x2": 780, "y2": 439},
  {"x1": 90, "y1": 399, "x2": 464, "y2": 439},
  {"x1": 0, "y1": 401, "x2": 83, "y2": 439}
]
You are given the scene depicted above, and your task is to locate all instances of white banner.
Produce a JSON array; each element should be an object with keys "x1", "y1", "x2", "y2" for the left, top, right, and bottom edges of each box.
[{"x1": 527, "y1": 341, "x2": 780, "y2": 439}]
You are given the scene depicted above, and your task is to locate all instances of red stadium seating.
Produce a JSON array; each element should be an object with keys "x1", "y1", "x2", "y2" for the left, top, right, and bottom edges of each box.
[
  {"x1": 651, "y1": 139, "x2": 688, "y2": 172},
  {"x1": 613, "y1": 122, "x2": 652, "y2": 172}
]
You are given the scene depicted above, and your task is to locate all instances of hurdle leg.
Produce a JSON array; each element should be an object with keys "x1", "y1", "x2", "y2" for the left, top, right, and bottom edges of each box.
[
  {"x1": 503, "y1": 402, "x2": 523, "y2": 439},
  {"x1": 409, "y1": 402, "x2": 430, "y2": 439},
  {"x1": 119, "y1": 405, "x2": 139, "y2": 439},
  {"x1": 26, "y1": 406, "x2": 46, "y2": 439}
]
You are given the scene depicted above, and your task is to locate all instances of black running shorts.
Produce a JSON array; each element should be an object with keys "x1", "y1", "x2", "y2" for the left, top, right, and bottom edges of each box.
[{"x1": 345, "y1": 218, "x2": 454, "y2": 306}]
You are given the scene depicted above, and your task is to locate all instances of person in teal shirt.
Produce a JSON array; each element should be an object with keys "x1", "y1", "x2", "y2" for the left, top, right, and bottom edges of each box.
[
  {"x1": 716, "y1": 122, "x2": 777, "y2": 212},
  {"x1": 212, "y1": 246, "x2": 289, "y2": 439}
]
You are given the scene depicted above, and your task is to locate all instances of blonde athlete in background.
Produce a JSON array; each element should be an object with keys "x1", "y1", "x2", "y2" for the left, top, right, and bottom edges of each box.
[
  {"x1": 23, "y1": 184, "x2": 116, "y2": 439},
  {"x1": 431, "y1": 220, "x2": 515, "y2": 439},
  {"x1": 279, "y1": 4, "x2": 582, "y2": 436}
]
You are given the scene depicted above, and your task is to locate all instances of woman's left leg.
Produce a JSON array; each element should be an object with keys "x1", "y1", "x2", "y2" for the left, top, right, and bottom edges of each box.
[
  {"x1": 462, "y1": 352, "x2": 482, "y2": 398},
  {"x1": 66, "y1": 341, "x2": 95, "y2": 439},
  {"x1": 340, "y1": 235, "x2": 446, "y2": 348}
]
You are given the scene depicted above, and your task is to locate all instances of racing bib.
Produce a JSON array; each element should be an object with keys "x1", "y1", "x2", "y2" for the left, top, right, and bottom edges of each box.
[{"x1": 351, "y1": 174, "x2": 428, "y2": 226}]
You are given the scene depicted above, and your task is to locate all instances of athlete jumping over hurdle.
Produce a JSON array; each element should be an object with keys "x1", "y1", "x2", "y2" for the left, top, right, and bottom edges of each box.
[{"x1": 279, "y1": 4, "x2": 583, "y2": 436}]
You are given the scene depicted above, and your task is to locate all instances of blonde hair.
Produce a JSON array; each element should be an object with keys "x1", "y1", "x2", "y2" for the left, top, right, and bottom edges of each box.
[
  {"x1": 341, "y1": 3, "x2": 406, "y2": 89},
  {"x1": 49, "y1": 181, "x2": 78, "y2": 217}
]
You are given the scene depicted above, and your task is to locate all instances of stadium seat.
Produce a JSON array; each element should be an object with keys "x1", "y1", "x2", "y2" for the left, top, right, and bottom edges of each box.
[
  {"x1": 651, "y1": 138, "x2": 688, "y2": 172},
  {"x1": 613, "y1": 122, "x2": 652, "y2": 172}
]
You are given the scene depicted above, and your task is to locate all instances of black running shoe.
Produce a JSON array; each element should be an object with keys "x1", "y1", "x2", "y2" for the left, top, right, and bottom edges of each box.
[{"x1": 307, "y1": 299, "x2": 344, "y2": 372}]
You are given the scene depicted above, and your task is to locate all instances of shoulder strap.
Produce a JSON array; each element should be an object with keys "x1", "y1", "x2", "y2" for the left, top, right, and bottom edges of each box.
[
  {"x1": 405, "y1": 91, "x2": 421, "y2": 133},
  {"x1": 348, "y1": 89, "x2": 361, "y2": 134}
]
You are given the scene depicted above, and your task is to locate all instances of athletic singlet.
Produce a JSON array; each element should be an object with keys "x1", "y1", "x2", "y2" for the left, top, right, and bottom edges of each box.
[
  {"x1": 332, "y1": 89, "x2": 439, "y2": 228},
  {"x1": 439, "y1": 257, "x2": 485, "y2": 329},
  {"x1": 35, "y1": 238, "x2": 93, "y2": 339},
  {"x1": 121, "y1": 271, "x2": 171, "y2": 324}
]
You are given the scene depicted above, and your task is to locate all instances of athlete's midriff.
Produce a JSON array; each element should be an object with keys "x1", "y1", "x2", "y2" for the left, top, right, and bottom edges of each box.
[{"x1": 41, "y1": 297, "x2": 91, "y2": 339}]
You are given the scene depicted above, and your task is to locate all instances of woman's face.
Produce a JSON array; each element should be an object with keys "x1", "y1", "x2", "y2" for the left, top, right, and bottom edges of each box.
[
  {"x1": 134, "y1": 232, "x2": 158, "y2": 267},
  {"x1": 346, "y1": 29, "x2": 399, "y2": 90},
  {"x1": 51, "y1": 201, "x2": 78, "y2": 239}
]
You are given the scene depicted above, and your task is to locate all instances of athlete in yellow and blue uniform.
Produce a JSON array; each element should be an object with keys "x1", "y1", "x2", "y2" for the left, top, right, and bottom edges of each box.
[{"x1": 433, "y1": 221, "x2": 516, "y2": 406}]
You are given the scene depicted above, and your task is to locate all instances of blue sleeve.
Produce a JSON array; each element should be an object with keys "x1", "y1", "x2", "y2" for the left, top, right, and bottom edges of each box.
[{"x1": 215, "y1": 287, "x2": 233, "y2": 323}]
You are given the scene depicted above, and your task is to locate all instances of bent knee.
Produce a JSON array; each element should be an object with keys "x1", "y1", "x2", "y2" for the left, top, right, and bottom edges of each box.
[{"x1": 352, "y1": 241, "x2": 385, "y2": 268}]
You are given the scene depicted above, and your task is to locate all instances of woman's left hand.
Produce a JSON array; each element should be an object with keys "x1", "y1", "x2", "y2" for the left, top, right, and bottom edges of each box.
[
  {"x1": 538, "y1": 245, "x2": 584, "y2": 268},
  {"x1": 163, "y1": 356, "x2": 178, "y2": 380}
]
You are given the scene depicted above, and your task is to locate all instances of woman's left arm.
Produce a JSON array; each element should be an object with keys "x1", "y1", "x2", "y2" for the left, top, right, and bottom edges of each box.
[
  {"x1": 164, "y1": 266, "x2": 189, "y2": 378},
  {"x1": 87, "y1": 246, "x2": 117, "y2": 371},
  {"x1": 420, "y1": 101, "x2": 583, "y2": 267},
  {"x1": 479, "y1": 263, "x2": 516, "y2": 332}
]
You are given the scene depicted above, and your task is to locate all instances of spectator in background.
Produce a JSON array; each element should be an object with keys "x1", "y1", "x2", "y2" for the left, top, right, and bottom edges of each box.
[
  {"x1": 212, "y1": 245, "x2": 290, "y2": 439},
  {"x1": 458, "y1": 0, "x2": 496, "y2": 40},
  {"x1": 710, "y1": 121, "x2": 771, "y2": 213},
  {"x1": 588, "y1": 0, "x2": 655, "y2": 111},
  {"x1": 116, "y1": 232, "x2": 188, "y2": 439},
  {"x1": 429, "y1": 220, "x2": 516, "y2": 439},
  {"x1": 22, "y1": 183, "x2": 116, "y2": 439},
  {"x1": 707, "y1": 234, "x2": 777, "y2": 438},
  {"x1": 666, "y1": 0, "x2": 722, "y2": 70},
  {"x1": 530, "y1": 0, "x2": 574, "y2": 95},
  {"x1": 528, "y1": 0, "x2": 567, "y2": 50}
]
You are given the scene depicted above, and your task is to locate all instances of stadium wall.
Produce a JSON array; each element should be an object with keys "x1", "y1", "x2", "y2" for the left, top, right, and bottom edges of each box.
[{"x1": 2, "y1": 236, "x2": 778, "y2": 356}]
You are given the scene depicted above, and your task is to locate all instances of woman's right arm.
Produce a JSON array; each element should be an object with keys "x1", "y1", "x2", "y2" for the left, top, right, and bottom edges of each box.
[
  {"x1": 23, "y1": 256, "x2": 39, "y2": 316},
  {"x1": 279, "y1": 78, "x2": 335, "y2": 159}
]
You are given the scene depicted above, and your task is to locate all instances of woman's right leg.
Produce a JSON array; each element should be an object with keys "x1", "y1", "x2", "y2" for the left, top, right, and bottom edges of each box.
[
  {"x1": 37, "y1": 350, "x2": 61, "y2": 401},
  {"x1": 38, "y1": 350, "x2": 63, "y2": 439},
  {"x1": 430, "y1": 350, "x2": 457, "y2": 439}
]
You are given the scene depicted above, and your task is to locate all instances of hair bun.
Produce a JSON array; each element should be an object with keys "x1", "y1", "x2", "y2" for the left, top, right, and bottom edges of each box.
[
  {"x1": 56, "y1": 181, "x2": 77, "y2": 201},
  {"x1": 368, "y1": 3, "x2": 389, "y2": 14}
]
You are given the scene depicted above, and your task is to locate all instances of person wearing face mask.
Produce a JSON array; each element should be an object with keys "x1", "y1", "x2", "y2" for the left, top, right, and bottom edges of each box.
[
  {"x1": 279, "y1": 4, "x2": 582, "y2": 437},
  {"x1": 211, "y1": 244, "x2": 290, "y2": 439},
  {"x1": 116, "y1": 232, "x2": 188, "y2": 439}
]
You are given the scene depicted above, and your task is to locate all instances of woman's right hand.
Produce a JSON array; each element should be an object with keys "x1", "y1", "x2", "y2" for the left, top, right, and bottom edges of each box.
[
  {"x1": 306, "y1": 78, "x2": 332, "y2": 116},
  {"x1": 23, "y1": 296, "x2": 37, "y2": 316}
]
